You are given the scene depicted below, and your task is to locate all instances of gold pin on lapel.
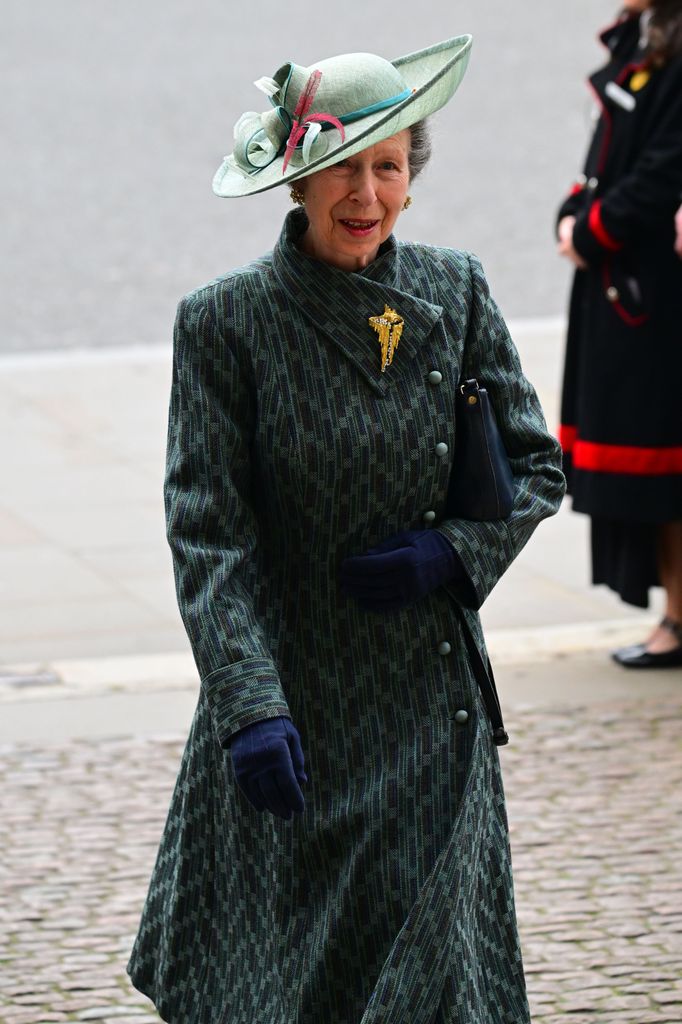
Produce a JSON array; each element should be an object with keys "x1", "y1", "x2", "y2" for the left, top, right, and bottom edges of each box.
[
  {"x1": 630, "y1": 69, "x2": 650, "y2": 91},
  {"x1": 369, "y1": 305, "x2": 404, "y2": 373}
]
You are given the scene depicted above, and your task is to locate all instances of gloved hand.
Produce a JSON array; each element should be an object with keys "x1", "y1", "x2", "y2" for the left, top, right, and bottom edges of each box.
[
  {"x1": 340, "y1": 529, "x2": 459, "y2": 611},
  {"x1": 228, "y1": 715, "x2": 307, "y2": 820}
]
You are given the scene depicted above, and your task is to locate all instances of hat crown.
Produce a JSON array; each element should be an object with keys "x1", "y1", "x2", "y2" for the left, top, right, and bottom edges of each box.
[{"x1": 275, "y1": 53, "x2": 409, "y2": 120}]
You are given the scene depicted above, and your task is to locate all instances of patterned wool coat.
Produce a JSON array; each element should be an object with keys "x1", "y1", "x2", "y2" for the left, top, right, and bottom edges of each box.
[
  {"x1": 127, "y1": 209, "x2": 565, "y2": 1024},
  {"x1": 557, "y1": 13, "x2": 682, "y2": 606}
]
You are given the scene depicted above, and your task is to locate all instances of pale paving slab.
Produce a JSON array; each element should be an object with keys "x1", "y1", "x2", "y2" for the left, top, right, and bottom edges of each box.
[
  {"x1": 15, "y1": 463, "x2": 160, "y2": 507},
  {"x1": 0, "y1": 600, "x2": 184, "y2": 667},
  {"x1": 0, "y1": 505, "x2": 45, "y2": 545},
  {"x1": 11, "y1": 500, "x2": 164, "y2": 551},
  {"x1": 0, "y1": 547, "x2": 118, "y2": 604},
  {"x1": 74, "y1": 544, "x2": 173, "y2": 581}
]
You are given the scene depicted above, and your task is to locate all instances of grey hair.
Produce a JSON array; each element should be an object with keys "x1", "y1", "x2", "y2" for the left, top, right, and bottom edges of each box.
[{"x1": 408, "y1": 119, "x2": 432, "y2": 181}]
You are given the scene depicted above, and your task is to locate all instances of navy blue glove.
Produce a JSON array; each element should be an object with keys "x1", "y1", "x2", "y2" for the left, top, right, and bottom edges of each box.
[
  {"x1": 340, "y1": 529, "x2": 459, "y2": 611},
  {"x1": 228, "y1": 715, "x2": 307, "y2": 820}
]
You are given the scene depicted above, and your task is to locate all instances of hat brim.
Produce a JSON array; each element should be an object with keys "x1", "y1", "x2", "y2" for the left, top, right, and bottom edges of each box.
[{"x1": 212, "y1": 34, "x2": 472, "y2": 198}]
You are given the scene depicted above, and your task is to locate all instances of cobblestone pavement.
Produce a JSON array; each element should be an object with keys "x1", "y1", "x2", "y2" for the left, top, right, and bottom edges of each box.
[{"x1": 1, "y1": 694, "x2": 681, "y2": 1024}]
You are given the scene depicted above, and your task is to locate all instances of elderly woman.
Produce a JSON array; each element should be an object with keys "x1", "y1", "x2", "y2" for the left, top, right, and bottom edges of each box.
[{"x1": 127, "y1": 35, "x2": 565, "y2": 1024}]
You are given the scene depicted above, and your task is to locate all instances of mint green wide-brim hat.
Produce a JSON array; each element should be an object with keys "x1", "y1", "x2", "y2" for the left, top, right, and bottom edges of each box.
[{"x1": 212, "y1": 34, "x2": 472, "y2": 198}]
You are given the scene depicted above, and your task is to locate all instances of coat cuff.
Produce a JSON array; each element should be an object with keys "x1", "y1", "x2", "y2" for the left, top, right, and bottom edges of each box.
[
  {"x1": 573, "y1": 201, "x2": 624, "y2": 263},
  {"x1": 435, "y1": 519, "x2": 512, "y2": 611},
  {"x1": 201, "y1": 657, "x2": 291, "y2": 748},
  {"x1": 441, "y1": 545, "x2": 479, "y2": 609},
  {"x1": 556, "y1": 178, "x2": 590, "y2": 238}
]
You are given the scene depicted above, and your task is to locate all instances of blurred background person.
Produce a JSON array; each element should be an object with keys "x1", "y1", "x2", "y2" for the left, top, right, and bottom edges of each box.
[{"x1": 556, "y1": 0, "x2": 682, "y2": 667}]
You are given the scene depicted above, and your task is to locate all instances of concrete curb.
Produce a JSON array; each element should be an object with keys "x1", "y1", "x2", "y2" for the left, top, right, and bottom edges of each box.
[
  {"x1": 0, "y1": 615, "x2": 657, "y2": 703},
  {"x1": 485, "y1": 616, "x2": 658, "y2": 664}
]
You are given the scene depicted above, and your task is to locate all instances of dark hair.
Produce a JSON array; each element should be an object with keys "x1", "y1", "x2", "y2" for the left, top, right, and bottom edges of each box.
[
  {"x1": 646, "y1": 0, "x2": 682, "y2": 63},
  {"x1": 408, "y1": 119, "x2": 432, "y2": 181}
]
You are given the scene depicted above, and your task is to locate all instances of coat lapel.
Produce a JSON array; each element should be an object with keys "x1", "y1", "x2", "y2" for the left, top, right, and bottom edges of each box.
[{"x1": 272, "y1": 210, "x2": 444, "y2": 396}]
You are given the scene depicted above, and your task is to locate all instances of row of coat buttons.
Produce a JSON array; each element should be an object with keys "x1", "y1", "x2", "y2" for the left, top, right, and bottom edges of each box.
[
  {"x1": 423, "y1": 370, "x2": 447, "y2": 524},
  {"x1": 429, "y1": 373, "x2": 448, "y2": 453},
  {"x1": 427, "y1": 368, "x2": 467, "y2": 726},
  {"x1": 437, "y1": 640, "x2": 469, "y2": 723}
]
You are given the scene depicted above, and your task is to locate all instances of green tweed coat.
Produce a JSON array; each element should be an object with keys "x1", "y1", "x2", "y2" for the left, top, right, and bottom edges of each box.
[{"x1": 127, "y1": 209, "x2": 565, "y2": 1024}]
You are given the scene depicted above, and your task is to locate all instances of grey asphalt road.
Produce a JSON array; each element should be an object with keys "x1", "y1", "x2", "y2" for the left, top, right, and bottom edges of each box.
[{"x1": 2, "y1": 0, "x2": 615, "y2": 354}]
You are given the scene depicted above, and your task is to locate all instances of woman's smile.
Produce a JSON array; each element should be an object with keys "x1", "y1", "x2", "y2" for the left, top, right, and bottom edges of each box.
[{"x1": 337, "y1": 217, "x2": 380, "y2": 237}]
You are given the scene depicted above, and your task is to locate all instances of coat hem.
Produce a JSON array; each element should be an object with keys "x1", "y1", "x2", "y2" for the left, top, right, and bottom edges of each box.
[{"x1": 126, "y1": 969, "x2": 173, "y2": 1024}]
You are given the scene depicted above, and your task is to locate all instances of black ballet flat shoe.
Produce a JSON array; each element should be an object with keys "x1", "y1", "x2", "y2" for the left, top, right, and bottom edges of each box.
[
  {"x1": 612, "y1": 643, "x2": 682, "y2": 668},
  {"x1": 611, "y1": 616, "x2": 682, "y2": 669}
]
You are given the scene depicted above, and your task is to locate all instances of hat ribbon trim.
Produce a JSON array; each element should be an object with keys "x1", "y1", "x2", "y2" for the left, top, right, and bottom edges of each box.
[
  {"x1": 282, "y1": 69, "x2": 346, "y2": 172},
  {"x1": 279, "y1": 81, "x2": 411, "y2": 174},
  {"x1": 337, "y1": 87, "x2": 412, "y2": 125}
]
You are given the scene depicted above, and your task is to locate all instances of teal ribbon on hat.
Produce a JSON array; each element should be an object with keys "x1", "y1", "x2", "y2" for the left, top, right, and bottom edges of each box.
[{"x1": 337, "y1": 88, "x2": 411, "y2": 124}]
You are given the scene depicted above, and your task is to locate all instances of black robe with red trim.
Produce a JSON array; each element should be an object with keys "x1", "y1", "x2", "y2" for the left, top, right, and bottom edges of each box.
[{"x1": 556, "y1": 12, "x2": 682, "y2": 607}]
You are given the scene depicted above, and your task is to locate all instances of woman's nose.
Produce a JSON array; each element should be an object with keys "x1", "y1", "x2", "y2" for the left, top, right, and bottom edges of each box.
[{"x1": 349, "y1": 171, "x2": 378, "y2": 206}]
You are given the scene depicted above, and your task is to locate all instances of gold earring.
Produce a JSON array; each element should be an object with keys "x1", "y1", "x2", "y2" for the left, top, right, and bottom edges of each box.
[
  {"x1": 402, "y1": 195, "x2": 413, "y2": 210},
  {"x1": 290, "y1": 185, "x2": 305, "y2": 206}
]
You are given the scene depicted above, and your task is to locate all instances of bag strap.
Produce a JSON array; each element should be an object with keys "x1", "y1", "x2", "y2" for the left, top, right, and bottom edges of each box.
[
  {"x1": 452, "y1": 603, "x2": 509, "y2": 746},
  {"x1": 423, "y1": 271, "x2": 507, "y2": 743}
]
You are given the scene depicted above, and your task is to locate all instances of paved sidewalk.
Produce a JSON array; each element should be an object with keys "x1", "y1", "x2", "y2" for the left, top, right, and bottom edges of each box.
[{"x1": 1, "y1": 662, "x2": 681, "y2": 1024}]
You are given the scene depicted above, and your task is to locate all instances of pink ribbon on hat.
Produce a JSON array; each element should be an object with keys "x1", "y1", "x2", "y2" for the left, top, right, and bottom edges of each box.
[{"x1": 282, "y1": 70, "x2": 346, "y2": 173}]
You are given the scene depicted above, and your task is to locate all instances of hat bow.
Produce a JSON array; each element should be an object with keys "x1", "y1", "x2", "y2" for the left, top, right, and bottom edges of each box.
[{"x1": 232, "y1": 69, "x2": 346, "y2": 174}]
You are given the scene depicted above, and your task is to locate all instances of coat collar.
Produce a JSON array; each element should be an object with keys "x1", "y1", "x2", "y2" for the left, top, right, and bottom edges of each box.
[
  {"x1": 590, "y1": 14, "x2": 648, "y2": 102},
  {"x1": 598, "y1": 13, "x2": 643, "y2": 60},
  {"x1": 271, "y1": 209, "x2": 443, "y2": 396}
]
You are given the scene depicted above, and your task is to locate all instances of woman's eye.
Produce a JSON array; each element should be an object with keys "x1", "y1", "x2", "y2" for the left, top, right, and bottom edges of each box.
[{"x1": 380, "y1": 161, "x2": 399, "y2": 171}]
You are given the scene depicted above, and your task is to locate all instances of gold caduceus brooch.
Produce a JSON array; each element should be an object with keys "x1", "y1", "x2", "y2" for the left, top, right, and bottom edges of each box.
[{"x1": 369, "y1": 305, "x2": 404, "y2": 373}]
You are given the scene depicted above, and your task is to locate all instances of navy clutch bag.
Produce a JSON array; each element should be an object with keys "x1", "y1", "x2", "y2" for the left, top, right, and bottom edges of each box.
[
  {"x1": 444, "y1": 377, "x2": 513, "y2": 744},
  {"x1": 446, "y1": 378, "x2": 514, "y2": 521}
]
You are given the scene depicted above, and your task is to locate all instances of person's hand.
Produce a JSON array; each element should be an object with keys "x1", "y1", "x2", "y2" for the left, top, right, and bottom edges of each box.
[
  {"x1": 229, "y1": 716, "x2": 307, "y2": 819},
  {"x1": 557, "y1": 215, "x2": 588, "y2": 270},
  {"x1": 674, "y1": 204, "x2": 682, "y2": 258},
  {"x1": 340, "y1": 529, "x2": 457, "y2": 611}
]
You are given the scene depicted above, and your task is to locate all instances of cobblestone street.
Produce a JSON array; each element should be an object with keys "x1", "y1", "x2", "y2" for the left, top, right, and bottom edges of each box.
[{"x1": 1, "y1": 688, "x2": 681, "y2": 1024}]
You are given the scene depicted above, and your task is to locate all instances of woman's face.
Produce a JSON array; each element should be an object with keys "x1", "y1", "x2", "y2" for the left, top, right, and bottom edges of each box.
[{"x1": 297, "y1": 130, "x2": 411, "y2": 272}]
